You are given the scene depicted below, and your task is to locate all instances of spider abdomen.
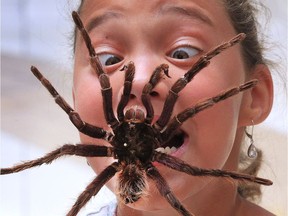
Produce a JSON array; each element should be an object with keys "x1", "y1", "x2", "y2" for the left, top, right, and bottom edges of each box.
[{"x1": 118, "y1": 163, "x2": 147, "y2": 204}]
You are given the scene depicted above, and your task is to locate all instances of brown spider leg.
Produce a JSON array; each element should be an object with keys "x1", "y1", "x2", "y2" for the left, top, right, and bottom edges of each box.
[
  {"x1": 142, "y1": 64, "x2": 170, "y2": 124},
  {"x1": 161, "y1": 79, "x2": 258, "y2": 141},
  {"x1": 153, "y1": 152, "x2": 273, "y2": 186},
  {"x1": 30, "y1": 66, "x2": 113, "y2": 141},
  {"x1": 154, "y1": 33, "x2": 246, "y2": 131},
  {"x1": 72, "y1": 11, "x2": 119, "y2": 129},
  {"x1": 67, "y1": 162, "x2": 119, "y2": 216},
  {"x1": 117, "y1": 62, "x2": 136, "y2": 122},
  {"x1": 146, "y1": 164, "x2": 194, "y2": 216},
  {"x1": 1, "y1": 144, "x2": 114, "y2": 175}
]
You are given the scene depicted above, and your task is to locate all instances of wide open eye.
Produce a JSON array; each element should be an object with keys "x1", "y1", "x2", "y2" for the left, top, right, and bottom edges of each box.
[
  {"x1": 169, "y1": 46, "x2": 199, "y2": 60},
  {"x1": 98, "y1": 53, "x2": 123, "y2": 66}
]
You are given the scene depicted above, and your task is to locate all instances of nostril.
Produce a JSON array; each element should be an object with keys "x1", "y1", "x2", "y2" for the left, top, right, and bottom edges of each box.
[
  {"x1": 129, "y1": 94, "x2": 136, "y2": 99},
  {"x1": 129, "y1": 91, "x2": 158, "y2": 99},
  {"x1": 150, "y1": 91, "x2": 159, "y2": 97}
]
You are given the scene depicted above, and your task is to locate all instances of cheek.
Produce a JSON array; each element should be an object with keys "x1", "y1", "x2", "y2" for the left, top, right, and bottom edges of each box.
[
  {"x1": 75, "y1": 91, "x2": 103, "y2": 124},
  {"x1": 74, "y1": 76, "x2": 119, "y2": 190},
  {"x1": 176, "y1": 77, "x2": 243, "y2": 169},
  {"x1": 191, "y1": 100, "x2": 240, "y2": 165},
  {"x1": 73, "y1": 71, "x2": 106, "y2": 126},
  {"x1": 73, "y1": 69, "x2": 125, "y2": 125},
  {"x1": 73, "y1": 68, "x2": 124, "y2": 187},
  {"x1": 160, "y1": 99, "x2": 242, "y2": 200}
]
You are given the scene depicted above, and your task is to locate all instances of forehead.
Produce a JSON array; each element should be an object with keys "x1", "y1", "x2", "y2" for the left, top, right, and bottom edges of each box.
[{"x1": 79, "y1": 0, "x2": 230, "y2": 26}]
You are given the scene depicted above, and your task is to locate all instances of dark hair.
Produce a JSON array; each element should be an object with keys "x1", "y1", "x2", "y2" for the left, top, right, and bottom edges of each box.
[
  {"x1": 75, "y1": 0, "x2": 269, "y2": 202},
  {"x1": 223, "y1": 0, "x2": 267, "y2": 69},
  {"x1": 223, "y1": 0, "x2": 270, "y2": 202}
]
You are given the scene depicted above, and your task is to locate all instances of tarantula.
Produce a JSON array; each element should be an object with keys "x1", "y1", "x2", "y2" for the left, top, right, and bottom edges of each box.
[{"x1": 1, "y1": 11, "x2": 272, "y2": 216}]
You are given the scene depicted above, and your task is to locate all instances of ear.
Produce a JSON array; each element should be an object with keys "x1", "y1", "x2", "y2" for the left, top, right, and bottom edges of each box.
[{"x1": 238, "y1": 64, "x2": 274, "y2": 126}]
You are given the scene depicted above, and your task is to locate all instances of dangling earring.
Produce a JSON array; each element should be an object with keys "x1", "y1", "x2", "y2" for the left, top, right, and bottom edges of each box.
[{"x1": 245, "y1": 120, "x2": 258, "y2": 159}]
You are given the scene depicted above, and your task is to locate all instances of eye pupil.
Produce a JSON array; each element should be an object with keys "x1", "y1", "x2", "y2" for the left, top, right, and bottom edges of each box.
[
  {"x1": 105, "y1": 56, "x2": 121, "y2": 66},
  {"x1": 169, "y1": 46, "x2": 199, "y2": 60},
  {"x1": 172, "y1": 50, "x2": 189, "y2": 59}
]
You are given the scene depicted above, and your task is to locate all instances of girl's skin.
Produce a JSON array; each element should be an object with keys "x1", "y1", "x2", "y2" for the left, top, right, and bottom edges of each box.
[{"x1": 73, "y1": 0, "x2": 274, "y2": 215}]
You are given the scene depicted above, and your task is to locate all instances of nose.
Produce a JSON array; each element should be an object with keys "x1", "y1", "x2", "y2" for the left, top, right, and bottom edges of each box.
[
  {"x1": 118, "y1": 61, "x2": 170, "y2": 102},
  {"x1": 116, "y1": 58, "x2": 171, "y2": 120}
]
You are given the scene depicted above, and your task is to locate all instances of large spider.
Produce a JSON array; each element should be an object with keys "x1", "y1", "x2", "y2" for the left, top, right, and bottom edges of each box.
[{"x1": 1, "y1": 12, "x2": 272, "y2": 216}]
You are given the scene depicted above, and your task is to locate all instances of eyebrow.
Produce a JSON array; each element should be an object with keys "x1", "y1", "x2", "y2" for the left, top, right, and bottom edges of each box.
[
  {"x1": 85, "y1": 11, "x2": 123, "y2": 33},
  {"x1": 84, "y1": 5, "x2": 213, "y2": 33},
  {"x1": 158, "y1": 5, "x2": 213, "y2": 26}
]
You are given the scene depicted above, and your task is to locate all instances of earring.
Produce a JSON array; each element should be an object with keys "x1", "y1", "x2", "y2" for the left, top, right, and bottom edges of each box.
[{"x1": 245, "y1": 120, "x2": 258, "y2": 159}]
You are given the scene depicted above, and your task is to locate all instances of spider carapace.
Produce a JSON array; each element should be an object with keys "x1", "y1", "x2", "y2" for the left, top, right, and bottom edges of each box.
[
  {"x1": 1, "y1": 11, "x2": 273, "y2": 216},
  {"x1": 114, "y1": 107, "x2": 156, "y2": 163}
]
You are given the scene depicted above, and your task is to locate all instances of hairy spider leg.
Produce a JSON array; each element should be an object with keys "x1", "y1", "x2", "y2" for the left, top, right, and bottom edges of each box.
[
  {"x1": 0, "y1": 144, "x2": 114, "y2": 175},
  {"x1": 146, "y1": 164, "x2": 194, "y2": 216},
  {"x1": 141, "y1": 64, "x2": 170, "y2": 124},
  {"x1": 68, "y1": 162, "x2": 120, "y2": 216},
  {"x1": 153, "y1": 152, "x2": 273, "y2": 186},
  {"x1": 30, "y1": 66, "x2": 112, "y2": 141},
  {"x1": 154, "y1": 33, "x2": 246, "y2": 132},
  {"x1": 161, "y1": 79, "x2": 258, "y2": 142},
  {"x1": 117, "y1": 62, "x2": 136, "y2": 121},
  {"x1": 72, "y1": 11, "x2": 119, "y2": 129}
]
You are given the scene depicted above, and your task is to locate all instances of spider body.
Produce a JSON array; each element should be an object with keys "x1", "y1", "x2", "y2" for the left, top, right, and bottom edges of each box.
[
  {"x1": 109, "y1": 107, "x2": 160, "y2": 204},
  {"x1": 113, "y1": 108, "x2": 157, "y2": 165},
  {"x1": 0, "y1": 12, "x2": 273, "y2": 216}
]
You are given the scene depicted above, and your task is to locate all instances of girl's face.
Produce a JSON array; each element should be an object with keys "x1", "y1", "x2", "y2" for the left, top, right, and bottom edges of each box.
[{"x1": 73, "y1": 0, "x2": 253, "y2": 212}]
